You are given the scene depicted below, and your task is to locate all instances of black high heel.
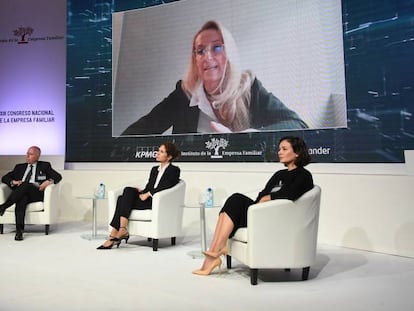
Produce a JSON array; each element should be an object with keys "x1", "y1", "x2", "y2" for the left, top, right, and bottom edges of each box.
[
  {"x1": 120, "y1": 234, "x2": 129, "y2": 243},
  {"x1": 119, "y1": 227, "x2": 130, "y2": 244},
  {"x1": 120, "y1": 234, "x2": 130, "y2": 243},
  {"x1": 97, "y1": 237, "x2": 121, "y2": 250}
]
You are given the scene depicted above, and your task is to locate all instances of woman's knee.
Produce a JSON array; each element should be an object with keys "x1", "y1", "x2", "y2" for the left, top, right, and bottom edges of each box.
[
  {"x1": 226, "y1": 193, "x2": 250, "y2": 205},
  {"x1": 122, "y1": 187, "x2": 138, "y2": 196}
]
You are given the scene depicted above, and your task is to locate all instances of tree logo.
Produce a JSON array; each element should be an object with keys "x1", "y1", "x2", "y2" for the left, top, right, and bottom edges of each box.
[
  {"x1": 14, "y1": 27, "x2": 34, "y2": 44},
  {"x1": 205, "y1": 138, "x2": 229, "y2": 158}
]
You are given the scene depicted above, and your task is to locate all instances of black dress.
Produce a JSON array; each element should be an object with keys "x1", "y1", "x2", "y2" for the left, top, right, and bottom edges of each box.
[{"x1": 220, "y1": 167, "x2": 313, "y2": 237}]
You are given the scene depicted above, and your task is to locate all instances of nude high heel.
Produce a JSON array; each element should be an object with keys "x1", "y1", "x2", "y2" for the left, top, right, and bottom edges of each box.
[
  {"x1": 203, "y1": 246, "x2": 228, "y2": 258},
  {"x1": 192, "y1": 257, "x2": 222, "y2": 276}
]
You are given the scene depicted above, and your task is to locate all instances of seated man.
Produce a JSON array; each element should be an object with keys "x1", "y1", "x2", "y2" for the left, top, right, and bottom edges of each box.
[{"x1": 0, "y1": 146, "x2": 62, "y2": 241}]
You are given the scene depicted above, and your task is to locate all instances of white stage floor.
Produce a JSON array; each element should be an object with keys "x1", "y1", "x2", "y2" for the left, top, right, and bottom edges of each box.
[{"x1": 0, "y1": 222, "x2": 413, "y2": 311}]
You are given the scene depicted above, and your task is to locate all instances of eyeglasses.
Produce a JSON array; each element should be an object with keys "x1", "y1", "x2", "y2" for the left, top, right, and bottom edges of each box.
[{"x1": 194, "y1": 44, "x2": 225, "y2": 58}]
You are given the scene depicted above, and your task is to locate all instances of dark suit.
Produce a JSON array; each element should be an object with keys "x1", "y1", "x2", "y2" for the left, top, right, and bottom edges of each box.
[
  {"x1": 110, "y1": 164, "x2": 180, "y2": 230},
  {"x1": 1, "y1": 161, "x2": 62, "y2": 231}
]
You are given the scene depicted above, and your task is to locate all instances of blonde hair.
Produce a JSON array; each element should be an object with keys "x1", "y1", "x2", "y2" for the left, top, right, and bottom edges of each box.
[{"x1": 182, "y1": 20, "x2": 254, "y2": 131}]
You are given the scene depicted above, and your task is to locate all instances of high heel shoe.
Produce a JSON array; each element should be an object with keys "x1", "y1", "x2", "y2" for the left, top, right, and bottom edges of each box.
[
  {"x1": 97, "y1": 237, "x2": 121, "y2": 250},
  {"x1": 203, "y1": 246, "x2": 228, "y2": 258},
  {"x1": 119, "y1": 227, "x2": 130, "y2": 243},
  {"x1": 120, "y1": 234, "x2": 130, "y2": 243},
  {"x1": 192, "y1": 257, "x2": 222, "y2": 276}
]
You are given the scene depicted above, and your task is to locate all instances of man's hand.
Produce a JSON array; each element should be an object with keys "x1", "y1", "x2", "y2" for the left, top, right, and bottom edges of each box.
[
  {"x1": 39, "y1": 180, "x2": 51, "y2": 191},
  {"x1": 12, "y1": 180, "x2": 23, "y2": 187}
]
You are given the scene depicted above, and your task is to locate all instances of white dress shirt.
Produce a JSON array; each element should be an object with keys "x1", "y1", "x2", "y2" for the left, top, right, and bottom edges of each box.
[
  {"x1": 189, "y1": 83, "x2": 219, "y2": 133},
  {"x1": 22, "y1": 162, "x2": 37, "y2": 183}
]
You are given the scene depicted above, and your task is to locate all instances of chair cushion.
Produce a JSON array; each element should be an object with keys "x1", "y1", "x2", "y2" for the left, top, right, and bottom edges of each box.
[
  {"x1": 6, "y1": 202, "x2": 44, "y2": 213},
  {"x1": 232, "y1": 228, "x2": 248, "y2": 243},
  {"x1": 129, "y1": 209, "x2": 152, "y2": 221}
]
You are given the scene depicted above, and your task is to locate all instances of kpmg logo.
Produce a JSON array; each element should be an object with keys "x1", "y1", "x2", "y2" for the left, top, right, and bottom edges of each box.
[
  {"x1": 134, "y1": 150, "x2": 157, "y2": 159},
  {"x1": 14, "y1": 26, "x2": 34, "y2": 44},
  {"x1": 205, "y1": 138, "x2": 229, "y2": 159}
]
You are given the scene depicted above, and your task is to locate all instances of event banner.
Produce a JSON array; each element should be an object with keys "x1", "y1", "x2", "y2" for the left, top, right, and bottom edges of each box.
[
  {"x1": 66, "y1": 0, "x2": 414, "y2": 163},
  {"x1": 0, "y1": 0, "x2": 66, "y2": 155}
]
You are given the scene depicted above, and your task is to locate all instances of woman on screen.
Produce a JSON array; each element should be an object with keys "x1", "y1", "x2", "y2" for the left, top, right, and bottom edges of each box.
[
  {"x1": 122, "y1": 20, "x2": 307, "y2": 136},
  {"x1": 97, "y1": 142, "x2": 181, "y2": 249}
]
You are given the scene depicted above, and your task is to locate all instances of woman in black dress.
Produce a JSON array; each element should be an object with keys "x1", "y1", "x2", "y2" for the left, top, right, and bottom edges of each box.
[{"x1": 193, "y1": 136, "x2": 313, "y2": 275}]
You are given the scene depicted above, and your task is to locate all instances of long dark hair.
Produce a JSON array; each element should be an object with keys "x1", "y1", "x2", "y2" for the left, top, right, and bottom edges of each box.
[
  {"x1": 279, "y1": 136, "x2": 311, "y2": 167},
  {"x1": 162, "y1": 142, "x2": 181, "y2": 162}
]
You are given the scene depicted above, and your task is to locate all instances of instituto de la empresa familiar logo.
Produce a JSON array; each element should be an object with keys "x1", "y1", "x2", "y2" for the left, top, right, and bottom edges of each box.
[
  {"x1": 205, "y1": 137, "x2": 229, "y2": 159},
  {"x1": 14, "y1": 27, "x2": 34, "y2": 44}
]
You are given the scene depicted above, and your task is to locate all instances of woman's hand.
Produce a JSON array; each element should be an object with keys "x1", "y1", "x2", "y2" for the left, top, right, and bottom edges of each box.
[
  {"x1": 210, "y1": 121, "x2": 232, "y2": 133},
  {"x1": 258, "y1": 195, "x2": 271, "y2": 203},
  {"x1": 210, "y1": 121, "x2": 259, "y2": 133},
  {"x1": 139, "y1": 192, "x2": 150, "y2": 201}
]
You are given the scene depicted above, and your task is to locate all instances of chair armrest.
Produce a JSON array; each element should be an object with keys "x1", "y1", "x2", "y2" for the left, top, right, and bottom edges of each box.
[
  {"x1": 246, "y1": 185, "x2": 321, "y2": 267},
  {"x1": 152, "y1": 180, "x2": 186, "y2": 214},
  {"x1": 247, "y1": 185, "x2": 321, "y2": 242},
  {"x1": 247, "y1": 199, "x2": 296, "y2": 245},
  {"x1": 151, "y1": 180, "x2": 186, "y2": 237},
  {"x1": 43, "y1": 184, "x2": 60, "y2": 221},
  {"x1": 108, "y1": 185, "x2": 124, "y2": 220},
  {"x1": 0, "y1": 183, "x2": 12, "y2": 204}
]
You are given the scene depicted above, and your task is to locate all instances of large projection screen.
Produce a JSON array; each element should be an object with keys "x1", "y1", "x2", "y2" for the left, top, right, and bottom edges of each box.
[
  {"x1": 112, "y1": 0, "x2": 347, "y2": 137},
  {"x1": 66, "y1": 0, "x2": 414, "y2": 163}
]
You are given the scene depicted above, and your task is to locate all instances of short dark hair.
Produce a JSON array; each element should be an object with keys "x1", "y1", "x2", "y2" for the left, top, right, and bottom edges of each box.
[
  {"x1": 279, "y1": 136, "x2": 311, "y2": 167},
  {"x1": 162, "y1": 142, "x2": 181, "y2": 162}
]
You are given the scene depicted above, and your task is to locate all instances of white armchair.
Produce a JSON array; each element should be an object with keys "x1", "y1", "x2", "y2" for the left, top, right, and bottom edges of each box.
[
  {"x1": 108, "y1": 180, "x2": 186, "y2": 251},
  {"x1": 0, "y1": 183, "x2": 60, "y2": 235},
  {"x1": 226, "y1": 185, "x2": 321, "y2": 285}
]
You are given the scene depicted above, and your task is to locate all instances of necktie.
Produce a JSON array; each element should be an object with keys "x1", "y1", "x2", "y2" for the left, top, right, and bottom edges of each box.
[{"x1": 24, "y1": 165, "x2": 33, "y2": 183}]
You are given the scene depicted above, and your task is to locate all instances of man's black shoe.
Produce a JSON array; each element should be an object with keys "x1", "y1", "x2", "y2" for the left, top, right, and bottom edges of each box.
[{"x1": 15, "y1": 232, "x2": 23, "y2": 241}]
